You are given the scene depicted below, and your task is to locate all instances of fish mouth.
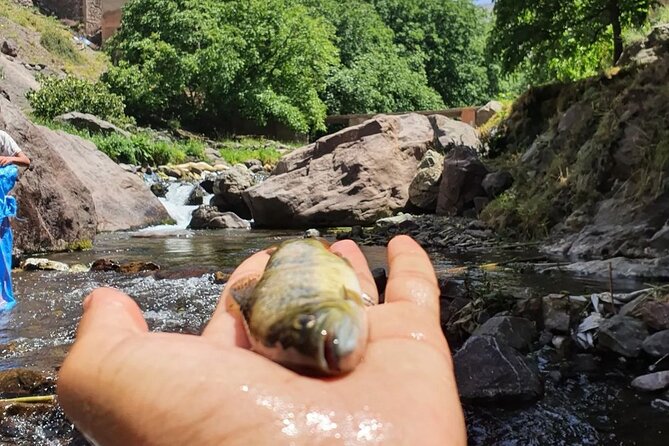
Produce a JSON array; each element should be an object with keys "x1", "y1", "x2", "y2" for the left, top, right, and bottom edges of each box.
[{"x1": 323, "y1": 332, "x2": 341, "y2": 374}]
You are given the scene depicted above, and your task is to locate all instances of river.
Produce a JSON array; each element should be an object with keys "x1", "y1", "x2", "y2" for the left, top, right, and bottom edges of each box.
[{"x1": 0, "y1": 183, "x2": 667, "y2": 444}]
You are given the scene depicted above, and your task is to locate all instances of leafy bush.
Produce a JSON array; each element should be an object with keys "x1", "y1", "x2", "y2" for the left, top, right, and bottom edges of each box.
[
  {"x1": 92, "y1": 133, "x2": 189, "y2": 166},
  {"x1": 39, "y1": 28, "x2": 82, "y2": 63},
  {"x1": 27, "y1": 76, "x2": 129, "y2": 124}
]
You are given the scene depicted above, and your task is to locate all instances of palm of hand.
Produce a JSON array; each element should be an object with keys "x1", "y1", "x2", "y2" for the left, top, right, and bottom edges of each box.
[{"x1": 58, "y1": 237, "x2": 465, "y2": 445}]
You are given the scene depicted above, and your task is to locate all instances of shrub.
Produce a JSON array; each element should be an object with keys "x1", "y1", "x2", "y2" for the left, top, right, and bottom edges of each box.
[
  {"x1": 39, "y1": 28, "x2": 82, "y2": 63},
  {"x1": 27, "y1": 76, "x2": 129, "y2": 124}
]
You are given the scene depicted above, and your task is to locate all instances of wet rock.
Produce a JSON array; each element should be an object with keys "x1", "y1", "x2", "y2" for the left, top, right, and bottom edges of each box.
[
  {"x1": 150, "y1": 182, "x2": 168, "y2": 198},
  {"x1": 542, "y1": 294, "x2": 572, "y2": 334},
  {"x1": 212, "y1": 165, "x2": 255, "y2": 219},
  {"x1": 68, "y1": 264, "x2": 90, "y2": 273},
  {"x1": 186, "y1": 185, "x2": 207, "y2": 206},
  {"x1": 119, "y1": 261, "x2": 160, "y2": 274},
  {"x1": 54, "y1": 112, "x2": 131, "y2": 137},
  {"x1": 543, "y1": 257, "x2": 669, "y2": 280},
  {"x1": 597, "y1": 315, "x2": 649, "y2": 357},
  {"x1": 375, "y1": 213, "x2": 417, "y2": 230},
  {"x1": 1, "y1": 40, "x2": 18, "y2": 57},
  {"x1": 569, "y1": 354, "x2": 601, "y2": 374},
  {"x1": 20, "y1": 258, "x2": 69, "y2": 272},
  {"x1": 436, "y1": 147, "x2": 488, "y2": 216},
  {"x1": 513, "y1": 296, "x2": 543, "y2": 328},
  {"x1": 304, "y1": 228, "x2": 321, "y2": 238},
  {"x1": 482, "y1": 171, "x2": 513, "y2": 199},
  {"x1": 631, "y1": 371, "x2": 669, "y2": 392},
  {"x1": 189, "y1": 206, "x2": 251, "y2": 230},
  {"x1": 472, "y1": 316, "x2": 537, "y2": 352},
  {"x1": 642, "y1": 330, "x2": 669, "y2": 357},
  {"x1": 90, "y1": 258, "x2": 120, "y2": 272},
  {"x1": 651, "y1": 398, "x2": 669, "y2": 411},
  {"x1": 0, "y1": 369, "x2": 53, "y2": 397},
  {"x1": 639, "y1": 301, "x2": 669, "y2": 331},
  {"x1": 200, "y1": 178, "x2": 215, "y2": 194},
  {"x1": 408, "y1": 149, "x2": 444, "y2": 211},
  {"x1": 454, "y1": 336, "x2": 544, "y2": 404},
  {"x1": 213, "y1": 271, "x2": 232, "y2": 284}
]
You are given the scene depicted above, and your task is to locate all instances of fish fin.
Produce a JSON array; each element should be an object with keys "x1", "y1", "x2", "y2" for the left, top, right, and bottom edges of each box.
[{"x1": 229, "y1": 273, "x2": 261, "y2": 306}]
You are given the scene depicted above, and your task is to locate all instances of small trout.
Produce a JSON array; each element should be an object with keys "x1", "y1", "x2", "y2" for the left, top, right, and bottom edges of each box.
[{"x1": 229, "y1": 238, "x2": 370, "y2": 375}]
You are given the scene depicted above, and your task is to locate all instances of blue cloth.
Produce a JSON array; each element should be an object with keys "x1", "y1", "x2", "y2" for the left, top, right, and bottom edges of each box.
[{"x1": 0, "y1": 165, "x2": 18, "y2": 311}]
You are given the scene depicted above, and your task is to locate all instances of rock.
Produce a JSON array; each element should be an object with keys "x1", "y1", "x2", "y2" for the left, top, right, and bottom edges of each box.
[
  {"x1": 150, "y1": 182, "x2": 168, "y2": 198},
  {"x1": 0, "y1": 369, "x2": 53, "y2": 397},
  {"x1": 476, "y1": 101, "x2": 504, "y2": 127},
  {"x1": 375, "y1": 213, "x2": 417, "y2": 229},
  {"x1": 90, "y1": 258, "x2": 120, "y2": 272},
  {"x1": 20, "y1": 258, "x2": 69, "y2": 272},
  {"x1": 1, "y1": 40, "x2": 18, "y2": 57},
  {"x1": 472, "y1": 316, "x2": 537, "y2": 352},
  {"x1": 435, "y1": 147, "x2": 489, "y2": 216},
  {"x1": 642, "y1": 330, "x2": 669, "y2": 357},
  {"x1": 188, "y1": 206, "x2": 251, "y2": 230},
  {"x1": 569, "y1": 354, "x2": 601, "y2": 374},
  {"x1": 1, "y1": 97, "x2": 169, "y2": 253},
  {"x1": 597, "y1": 315, "x2": 649, "y2": 357},
  {"x1": 454, "y1": 336, "x2": 544, "y2": 404},
  {"x1": 429, "y1": 114, "x2": 481, "y2": 152},
  {"x1": 186, "y1": 185, "x2": 206, "y2": 206},
  {"x1": 304, "y1": 229, "x2": 321, "y2": 238},
  {"x1": 118, "y1": 261, "x2": 160, "y2": 274},
  {"x1": 408, "y1": 149, "x2": 445, "y2": 211},
  {"x1": 54, "y1": 112, "x2": 131, "y2": 137},
  {"x1": 246, "y1": 114, "x2": 434, "y2": 227},
  {"x1": 639, "y1": 301, "x2": 669, "y2": 331},
  {"x1": 244, "y1": 159, "x2": 263, "y2": 170},
  {"x1": 200, "y1": 178, "x2": 215, "y2": 194},
  {"x1": 213, "y1": 271, "x2": 231, "y2": 284},
  {"x1": 542, "y1": 294, "x2": 571, "y2": 333},
  {"x1": 482, "y1": 171, "x2": 513, "y2": 198},
  {"x1": 631, "y1": 371, "x2": 669, "y2": 392},
  {"x1": 68, "y1": 264, "x2": 90, "y2": 273},
  {"x1": 212, "y1": 165, "x2": 255, "y2": 219}
]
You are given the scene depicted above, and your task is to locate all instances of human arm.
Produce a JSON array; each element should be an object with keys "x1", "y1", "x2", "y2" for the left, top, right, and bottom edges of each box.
[
  {"x1": 0, "y1": 151, "x2": 30, "y2": 167},
  {"x1": 57, "y1": 236, "x2": 466, "y2": 445}
]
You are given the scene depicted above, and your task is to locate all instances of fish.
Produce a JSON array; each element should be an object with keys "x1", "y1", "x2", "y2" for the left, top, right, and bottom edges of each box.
[{"x1": 229, "y1": 238, "x2": 371, "y2": 376}]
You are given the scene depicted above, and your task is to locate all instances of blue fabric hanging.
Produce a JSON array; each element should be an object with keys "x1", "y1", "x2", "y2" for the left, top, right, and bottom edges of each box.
[{"x1": 0, "y1": 165, "x2": 18, "y2": 311}]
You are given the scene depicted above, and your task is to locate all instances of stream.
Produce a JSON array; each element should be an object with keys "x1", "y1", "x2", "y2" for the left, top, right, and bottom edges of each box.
[{"x1": 0, "y1": 182, "x2": 667, "y2": 445}]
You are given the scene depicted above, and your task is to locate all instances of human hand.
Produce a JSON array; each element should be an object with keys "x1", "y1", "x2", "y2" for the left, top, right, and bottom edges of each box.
[
  {"x1": 57, "y1": 235, "x2": 466, "y2": 446},
  {"x1": 0, "y1": 156, "x2": 13, "y2": 166}
]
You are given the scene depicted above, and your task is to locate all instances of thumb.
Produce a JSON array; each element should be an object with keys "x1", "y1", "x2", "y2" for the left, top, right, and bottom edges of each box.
[{"x1": 77, "y1": 287, "x2": 149, "y2": 339}]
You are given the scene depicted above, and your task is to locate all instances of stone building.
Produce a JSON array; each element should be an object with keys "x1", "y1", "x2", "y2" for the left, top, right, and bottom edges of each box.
[{"x1": 33, "y1": 0, "x2": 126, "y2": 41}]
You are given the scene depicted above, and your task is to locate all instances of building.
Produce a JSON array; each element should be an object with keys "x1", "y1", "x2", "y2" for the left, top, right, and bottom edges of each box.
[{"x1": 34, "y1": 0, "x2": 126, "y2": 42}]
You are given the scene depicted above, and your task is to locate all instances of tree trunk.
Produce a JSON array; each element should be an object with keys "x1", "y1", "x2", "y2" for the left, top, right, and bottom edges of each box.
[{"x1": 610, "y1": 0, "x2": 623, "y2": 65}]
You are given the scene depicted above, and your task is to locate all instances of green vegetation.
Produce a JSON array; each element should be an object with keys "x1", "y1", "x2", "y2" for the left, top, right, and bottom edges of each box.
[
  {"x1": 27, "y1": 76, "x2": 128, "y2": 124},
  {"x1": 0, "y1": 0, "x2": 108, "y2": 79},
  {"x1": 490, "y1": 0, "x2": 656, "y2": 83},
  {"x1": 66, "y1": 239, "x2": 93, "y2": 252},
  {"x1": 217, "y1": 138, "x2": 288, "y2": 165},
  {"x1": 39, "y1": 28, "x2": 82, "y2": 63}
]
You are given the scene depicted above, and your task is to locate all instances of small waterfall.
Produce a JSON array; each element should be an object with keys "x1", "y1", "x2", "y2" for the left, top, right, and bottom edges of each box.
[{"x1": 139, "y1": 181, "x2": 212, "y2": 233}]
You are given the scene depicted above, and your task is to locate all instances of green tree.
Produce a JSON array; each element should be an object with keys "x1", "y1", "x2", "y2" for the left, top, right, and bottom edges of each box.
[
  {"x1": 371, "y1": 0, "x2": 494, "y2": 107},
  {"x1": 491, "y1": 0, "x2": 656, "y2": 81},
  {"x1": 103, "y1": 0, "x2": 338, "y2": 134},
  {"x1": 302, "y1": 0, "x2": 443, "y2": 114}
]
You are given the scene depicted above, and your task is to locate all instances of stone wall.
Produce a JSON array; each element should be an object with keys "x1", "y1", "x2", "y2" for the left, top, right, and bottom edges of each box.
[{"x1": 34, "y1": 0, "x2": 83, "y2": 21}]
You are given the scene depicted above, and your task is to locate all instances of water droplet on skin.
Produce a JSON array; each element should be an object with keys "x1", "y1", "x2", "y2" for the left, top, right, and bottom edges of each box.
[
  {"x1": 241, "y1": 385, "x2": 249, "y2": 392},
  {"x1": 410, "y1": 332, "x2": 426, "y2": 341}
]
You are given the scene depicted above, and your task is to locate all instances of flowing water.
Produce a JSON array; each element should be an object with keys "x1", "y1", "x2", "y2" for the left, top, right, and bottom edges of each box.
[{"x1": 0, "y1": 188, "x2": 667, "y2": 444}]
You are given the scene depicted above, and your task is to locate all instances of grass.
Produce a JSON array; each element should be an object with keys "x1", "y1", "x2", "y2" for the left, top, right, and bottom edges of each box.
[
  {"x1": 623, "y1": 5, "x2": 669, "y2": 45},
  {"x1": 217, "y1": 137, "x2": 298, "y2": 165},
  {"x1": 0, "y1": 0, "x2": 107, "y2": 79}
]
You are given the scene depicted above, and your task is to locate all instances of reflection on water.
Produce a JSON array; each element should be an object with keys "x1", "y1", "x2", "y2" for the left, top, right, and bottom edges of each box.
[{"x1": 1, "y1": 230, "x2": 667, "y2": 445}]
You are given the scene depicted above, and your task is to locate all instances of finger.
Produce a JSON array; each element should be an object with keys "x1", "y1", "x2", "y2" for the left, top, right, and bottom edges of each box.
[
  {"x1": 201, "y1": 249, "x2": 271, "y2": 347},
  {"x1": 77, "y1": 287, "x2": 148, "y2": 340},
  {"x1": 384, "y1": 235, "x2": 440, "y2": 320},
  {"x1": 330, "y1": 239, "x2": 379, "y2": 304}
]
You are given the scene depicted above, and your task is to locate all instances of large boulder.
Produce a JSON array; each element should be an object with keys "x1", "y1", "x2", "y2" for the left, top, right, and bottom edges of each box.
[
  {"x1": 454, "y1": 336, "x2": 544, "y2": 404},
  {"x1": 429, "y1": 115, "x2": 480, "y2": 152},
  {"x1": 472, "y1": 316, "x2": 537, "y2": 352},
  {"x1": 643, "y1": 330, "x2": 669, "y2": 357},
  {"x1": 211, "y1": 164, "x2": 255, "y2": 219},
  {"x1": 408, "y1": 149, "x2": 444, "y2": 211},
  {"x1": 245, "y1": 114, "x2": 435, "y2": 228},
  {"x1": 597, "y1": 315, "x2": 649, "y2": 358},
  {"x1": 476, "y1": 101, "x2": 504, "y2": 127},
  {"x1": 188, "y1": 206, "x2": 250, "y2": 230},
  {"x1": 0, "y1": 97, "x2": 169, "y2": 252},
  {"x1": 54, "y1": 112, "x2": 131, "y2": 137},
  {"x1": 436, "y1": 147, "x2": 489, "y2": 216}
]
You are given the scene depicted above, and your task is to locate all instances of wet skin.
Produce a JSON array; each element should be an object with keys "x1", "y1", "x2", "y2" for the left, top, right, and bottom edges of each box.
[{"x1": 57, "y1": 236, "x2": 467, "y2": 445}]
